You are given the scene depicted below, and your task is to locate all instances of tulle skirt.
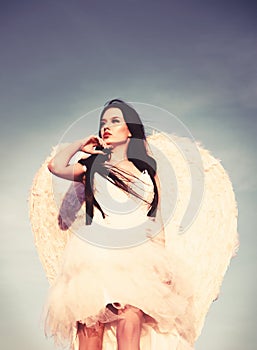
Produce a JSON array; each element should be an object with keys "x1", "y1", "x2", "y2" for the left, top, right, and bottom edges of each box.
[{"x1": 43, "y1": 233, "x2": 193, "y2": 349}]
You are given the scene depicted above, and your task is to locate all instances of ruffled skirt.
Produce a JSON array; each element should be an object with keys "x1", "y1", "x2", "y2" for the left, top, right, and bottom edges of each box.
[{"x1": 43, "y1": 234, "x2": 193, "y2": 349}]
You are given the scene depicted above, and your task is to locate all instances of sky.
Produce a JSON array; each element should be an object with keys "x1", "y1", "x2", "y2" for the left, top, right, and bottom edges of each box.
[{"x1": 0, "y1": 0, "x2": 257, "y2": 349}]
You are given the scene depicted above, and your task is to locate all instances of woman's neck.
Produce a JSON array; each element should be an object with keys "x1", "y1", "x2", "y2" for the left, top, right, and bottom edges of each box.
[{"x1": 107, "y1": 142, "x2": 129, "y2": 166}]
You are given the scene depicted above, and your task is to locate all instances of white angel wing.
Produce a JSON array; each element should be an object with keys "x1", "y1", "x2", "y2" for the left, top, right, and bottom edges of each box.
[
  {"x1": 147, "y1": 132, "x2": 239, "y2": 345},
  {"x1": 29, "y1": 145, "x2": 85, "y2": 285},
  {"x1": 29, "y1": 133, "x2": 238, "y2": 349}
]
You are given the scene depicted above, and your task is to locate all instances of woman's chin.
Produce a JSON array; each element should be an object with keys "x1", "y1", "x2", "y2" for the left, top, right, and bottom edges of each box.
[{"x1": 108, "y1": 139, "x2": 130, "y2": 147}]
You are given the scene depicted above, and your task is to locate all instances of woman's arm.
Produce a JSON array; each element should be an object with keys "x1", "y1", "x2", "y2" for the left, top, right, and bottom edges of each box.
[{"x1": 48, "y1": 135, "x2": 109, "y2": 181}]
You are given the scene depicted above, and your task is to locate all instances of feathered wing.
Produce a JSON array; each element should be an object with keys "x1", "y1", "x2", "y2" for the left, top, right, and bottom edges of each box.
[
  {"x1": 29, "y1": 134, "x2": 239, "y2": 348},
  {"x1": 147, "y1": 132, "x2": 239, "y2": 346},
  {"x1": 29, "y1": 145, "x2": 85, "y2": 285}
]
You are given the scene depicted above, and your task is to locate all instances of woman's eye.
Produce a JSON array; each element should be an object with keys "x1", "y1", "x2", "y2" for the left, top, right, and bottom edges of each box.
[{"x1": 100, "y1": 118, "x2": 121, "y2": 128}]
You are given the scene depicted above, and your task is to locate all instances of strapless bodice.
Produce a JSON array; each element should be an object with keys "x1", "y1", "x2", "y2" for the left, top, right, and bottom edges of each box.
[
  {"x1": 76, "y1": 170, "x2": 164, "y2": 248},
  {"x1": 93, "y1": 169, "x2": 155, "y2": 228}
]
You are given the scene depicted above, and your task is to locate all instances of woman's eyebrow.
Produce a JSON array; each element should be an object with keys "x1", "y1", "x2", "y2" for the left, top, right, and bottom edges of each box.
[{"x1": 102, "y1": 116, "x2": 121, "y2": 121}]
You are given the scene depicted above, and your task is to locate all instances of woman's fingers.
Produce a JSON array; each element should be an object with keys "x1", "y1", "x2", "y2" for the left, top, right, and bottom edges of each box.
[{"x1": 80, "y1": 135, "x2": 112, "y2": 154}]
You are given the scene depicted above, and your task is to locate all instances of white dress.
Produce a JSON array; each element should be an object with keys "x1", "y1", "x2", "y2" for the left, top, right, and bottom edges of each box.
[
  {"x1": 29, "y1": 133, "x2": 239, "y2": 349},
  {"x1": 43, "y1": 170, "x2": 192, "y2": 348}
]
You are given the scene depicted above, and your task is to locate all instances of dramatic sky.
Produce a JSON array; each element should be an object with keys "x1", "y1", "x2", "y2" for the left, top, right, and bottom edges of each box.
[{"x1": 1, "y1": 1, "x2": 256, "y2": 349}]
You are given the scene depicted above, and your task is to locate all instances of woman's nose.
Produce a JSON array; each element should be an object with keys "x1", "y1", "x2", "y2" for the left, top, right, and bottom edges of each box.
[{"x1": 103, "y1": 122, "x2": 111, "y2": 130}]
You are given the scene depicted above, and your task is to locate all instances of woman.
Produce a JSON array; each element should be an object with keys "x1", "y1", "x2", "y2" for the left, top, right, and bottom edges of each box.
[
  {"x1": 44, "y1": 99, "x2": 189, "y2": 349},
  {"x1": 30, "y1": 99, "x2": 239, "y2": 350}
]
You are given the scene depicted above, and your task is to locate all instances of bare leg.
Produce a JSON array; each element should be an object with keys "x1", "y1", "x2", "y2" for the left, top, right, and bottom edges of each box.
[
  {"x1": 116, "y1": 306, "x2": 143, "y2": 350},
  {"x1": 77, "y1": 322, "x2": 104, "y2": 350}
]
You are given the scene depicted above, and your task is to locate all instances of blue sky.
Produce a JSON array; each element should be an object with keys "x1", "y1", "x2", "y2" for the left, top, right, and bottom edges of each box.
[{"x1": 1, "y1": 1, "x2": 257, "y2": 349}]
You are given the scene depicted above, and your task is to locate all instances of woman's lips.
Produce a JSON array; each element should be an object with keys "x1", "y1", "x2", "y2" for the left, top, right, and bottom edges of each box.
[{"x1": 103, "y1": 132, "x2": 111, "y2": 138}]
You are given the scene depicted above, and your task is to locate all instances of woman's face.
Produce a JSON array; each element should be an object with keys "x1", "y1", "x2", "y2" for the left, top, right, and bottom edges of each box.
[{"x1": 100, "y1": 107, "x2": 131, "y2": 145}]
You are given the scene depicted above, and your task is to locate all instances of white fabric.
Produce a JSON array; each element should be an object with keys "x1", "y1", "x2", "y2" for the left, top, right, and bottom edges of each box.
[{"x1": 43, "y1": 170, "x2": 193, "y2": 348}]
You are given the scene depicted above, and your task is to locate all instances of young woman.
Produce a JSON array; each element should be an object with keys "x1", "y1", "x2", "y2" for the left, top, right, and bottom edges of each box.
[
  {"x1": 31, "y1": 99, "x2": 239, "y2": 350},
  {"x1": 44, "y1": 99, "x2": 189, "y2": 350}
]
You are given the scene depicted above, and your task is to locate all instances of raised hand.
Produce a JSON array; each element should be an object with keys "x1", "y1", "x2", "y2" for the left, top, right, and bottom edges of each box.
[{"x1": 80, "y1": 135, "x2": 112, "y2": 155}]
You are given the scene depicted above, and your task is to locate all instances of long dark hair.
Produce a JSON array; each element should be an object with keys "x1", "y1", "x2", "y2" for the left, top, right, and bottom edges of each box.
[{"x1": 79, "y1": 99, "x2": 158, "y2": 225}]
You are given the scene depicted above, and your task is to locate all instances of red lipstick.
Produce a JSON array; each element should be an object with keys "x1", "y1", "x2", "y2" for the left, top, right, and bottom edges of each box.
[{"x1": 103, "y1": 132, "x2": 112, "y2": 139}]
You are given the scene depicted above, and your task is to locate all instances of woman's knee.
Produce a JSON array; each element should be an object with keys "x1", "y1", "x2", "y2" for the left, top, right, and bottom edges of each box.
[{"x1": 118, "y1": 306, "x2": 143, "y2": 331}]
